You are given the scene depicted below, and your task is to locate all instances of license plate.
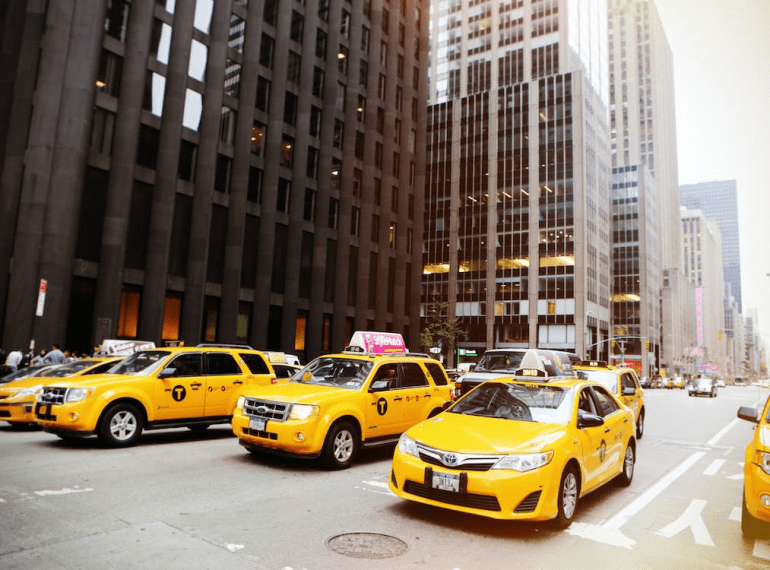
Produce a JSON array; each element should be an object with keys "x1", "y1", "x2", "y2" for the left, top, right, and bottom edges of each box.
[
  {"x1": 432, "y1": 471, "x2": 460, "y2": 492},
  {"x1": 249, "y1": 418, "x2": 266, "y2": 432}
]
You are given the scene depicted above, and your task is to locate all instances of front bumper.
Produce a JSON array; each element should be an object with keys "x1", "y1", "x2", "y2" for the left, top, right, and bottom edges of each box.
[
  {"x1": 745, "y1": 453, "x2": 770, "y2": 523},
  {"x1": 33, "y1": 400, "x2": 98, "y2": 434},
  {"x1": 0, "y1": 398, "x2": 37, "y2": 423},
  {"x1": 388, "y1": 448, "x2": 561, "y2": 521},
  {"x1": 232, "y1": 411, "x2": 329, "y2": 457}
]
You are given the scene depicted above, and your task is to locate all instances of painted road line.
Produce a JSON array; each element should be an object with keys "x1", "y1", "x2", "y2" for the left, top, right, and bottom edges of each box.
[
  {"x1": 703, "y1": 459, "x2": 725, "y2": 476},
  {"x1": 655, "y1": 499, "x2": 714, "y2": 546},
  {"x1": 708, "y1": 419, "x2": 740, "y2": 446},
  {"x1": 729, "y1": 507, "x2": 741, "y2": 522},
  {"x1": 34, "y1": 487, "x2": 94, "y2": 496}
]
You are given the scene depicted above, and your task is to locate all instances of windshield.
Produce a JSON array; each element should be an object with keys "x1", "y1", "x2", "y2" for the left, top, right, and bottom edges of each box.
[
  {"x1": 577, "y1": 370, "x2": 618, "y2": 395},
  {"x1": 473, "y1": 353, "x2": 524, "y2": 372},
  {"x1": 291, "y1": 357, "x2": 373, "y2": 389},
  {"x1": 108, "y1": 351, "x2": 171, "y2": 376},
  {"x1": 39, "y1": 360, "x2": 100, "y2": 378},
  {"x1": 1, "y1": 365, "x2": 58, "y2": 383},
  {"x1": 449, "y1": 382, "x2": 573, "y2": 425}
]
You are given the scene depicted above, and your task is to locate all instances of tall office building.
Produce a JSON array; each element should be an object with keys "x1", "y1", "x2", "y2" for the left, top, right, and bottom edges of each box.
[
  {"x1": 0, "y1": 0, "x2": 428, "y2": 359},
  {"x1": 607, "y1": 0, "x2": 689, "y2": 375},
  {"x1": 679, "y1": 179, "x2": 743, "y2": 312},
  {"x1": 422, "y1": 0, "x2": 611, "y2": 360}
]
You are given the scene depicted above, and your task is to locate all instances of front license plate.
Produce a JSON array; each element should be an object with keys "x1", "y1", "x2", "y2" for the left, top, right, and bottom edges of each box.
[
  {"x1": 249, "y1": 418, "x2": 266, "y2": 432},
  {"x1": 432, "y1": 471, "x2": 460, "y2": 492}
]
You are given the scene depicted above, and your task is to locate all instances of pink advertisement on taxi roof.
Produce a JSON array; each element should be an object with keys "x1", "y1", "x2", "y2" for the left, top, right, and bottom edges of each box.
[{"x1": 356, "y1": 331, "x2": 406, "y2": 353}]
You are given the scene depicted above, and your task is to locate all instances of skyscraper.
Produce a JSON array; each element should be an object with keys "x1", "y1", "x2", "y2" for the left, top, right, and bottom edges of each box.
[
  {"x1": 422, "y1": 0, "x2": 611, "y2": 360},
  {"x1": 0, "y1": 0, "x2": 428, "y2": 359},
  {"x1": 679, "y1": 179, "x2": 743, "y2": 312}
]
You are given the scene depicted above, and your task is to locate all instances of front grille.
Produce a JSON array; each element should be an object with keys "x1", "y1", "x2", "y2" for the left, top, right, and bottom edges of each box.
[
  {"x1": 416, "y1": 443, "x2": 500, "y2": 472},
  {"x1": 514, "y1": 491, "x2": 541, "y2": 513},
  {"x1": 39, "y1": 387, "x2": 67, "y2": 405},
  {"x1": 243, "y1": 398, "x2": 291, "y2": 421},
  {"x1": 403, "y1": 480, "x2": 501, "y2": 512}
]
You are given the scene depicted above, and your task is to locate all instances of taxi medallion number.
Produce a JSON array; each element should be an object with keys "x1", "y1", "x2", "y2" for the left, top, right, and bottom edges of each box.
[
  {"x1": 250, "y1": 418, "x2": 266, "y2": 432},
  {"x1": 432, "y1": 471, "x2": 460, "y2": 492}
]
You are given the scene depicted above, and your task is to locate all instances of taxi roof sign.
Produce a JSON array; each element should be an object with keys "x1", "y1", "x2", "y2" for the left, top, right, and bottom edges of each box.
[{"x1": 346, "y1": 331, "x2": 406, "y2": 355}]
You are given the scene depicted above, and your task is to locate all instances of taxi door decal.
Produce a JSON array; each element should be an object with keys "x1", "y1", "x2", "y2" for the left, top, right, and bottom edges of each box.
[
  {"x1": 377, "y1": 398, "x2": 388, "y2": 415},
  {"x1": 172, "y1": 385, "x2": 186, "y2": 401}
]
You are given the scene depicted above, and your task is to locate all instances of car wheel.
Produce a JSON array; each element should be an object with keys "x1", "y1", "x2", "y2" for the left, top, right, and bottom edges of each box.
[
  {"x1": 98, "y1": 403, "x2": 143, "y2": 447},
  {"x1": 322, "y1": 420, "x2": 359, "y2": 470},
  {"x1": 742, "y1": 489, "x2": 767, "y2": 539},
  {"x1": 553, "y1": 466, "x2": 579, "y2": 529},
  {"x1": 636, "y1": 410, "x2": 644, "y2": 440},
  {"x1": 616, "y1": 443, "x2": 635, "y2": 487}
]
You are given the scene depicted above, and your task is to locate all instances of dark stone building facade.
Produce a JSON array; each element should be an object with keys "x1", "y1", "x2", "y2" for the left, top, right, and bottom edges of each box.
[{"x1": 0, "y1": 0, "x2": 427, "y2": 360}]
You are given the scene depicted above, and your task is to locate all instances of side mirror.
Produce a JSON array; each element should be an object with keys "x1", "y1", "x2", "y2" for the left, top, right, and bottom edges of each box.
[
  {"x1": 622, "y1": 386, "x2": 636, "y2": 396},
  {"x1": 158, "y1": 367, "x2": 176, "y2": 379},
  {"x1": 578, "y1": 410, "x2": 605, "y2": 429},
  {"x1": 737, "y1": 406, "x2": 759, "y2": 423},
  {"x1": 369, "y1": 379, "x2": 390, "y2": 393}
]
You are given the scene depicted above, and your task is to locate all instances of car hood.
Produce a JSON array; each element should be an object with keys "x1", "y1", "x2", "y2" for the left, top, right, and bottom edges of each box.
[
  {"x1": 242, "y1": 381, "x2": 360, "y2": 405},
  {"x1": 0, "y1": 375, "x2": 56, "y2": 394},
  {"x1": 406, "y1": 412, "x2": 567, "y2": 454},
  {"x1": 41, "y1": 373, "x2": 136, "y2": 389}
]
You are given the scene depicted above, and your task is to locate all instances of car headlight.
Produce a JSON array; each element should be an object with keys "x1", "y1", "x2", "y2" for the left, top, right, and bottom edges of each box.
[
  {"x1": 759, "y1": 452, "x2": 770, "y2": 476},
  {"x1": 397, "y1": 433, "x2": 419, "y2": 458},
  {"x1": 491, "y1": 451, "x2": 554, "y2": 472},
  {"x1": 16, "y1": 385, "x2": 44, "y2": 398},
  {"x1": 65, "y1": 388, "x2": 93, "y2": 403},
  {"x1": 288, "y1": 404, "x2": 319, "y2": 420},
  {"x1": 236, "y1": 396, "x2": 245, "y2": 411}
]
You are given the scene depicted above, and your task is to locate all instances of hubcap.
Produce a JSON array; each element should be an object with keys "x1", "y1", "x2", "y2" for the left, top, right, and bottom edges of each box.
[
  {"x1": 110, "y1": 411, "x2": 137, "y2": 441},
  {"x1": 333, "y1": 429, "x2": 354, "y2": 462},
  {"x1": 562, "y1": 472, "x2": 577, "y2": 519},
  {"x1": 625, "y1": 447, "x2": 634, "y2": 477}
]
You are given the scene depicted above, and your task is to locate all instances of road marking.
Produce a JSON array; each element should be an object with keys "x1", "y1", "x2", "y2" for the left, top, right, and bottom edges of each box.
[
  {"x1": 703, "y1": 459, "x2": 725, "y2": 476},
  {"x1": 727, "y1": 473, "x2": 744, "y2": 480},
  {"x1": 729, "y1": 507, "x2": 741, "y2": 522},
  {"x1": 708, "y1": 419, "x2": 740, "y2": 445},
  {"x1": 655, "y1": 499, "x2": 714, "y2": 546},
  {"x1": 567, "y1": 451, "x2": 706, "y2": 549},
  {"x1": 359, "y1": 480, "x2": 394, "y2": 496},
  {"x1": 225, "y1": 544, "x2": 244, "y2": 552},
  {"x1": 754, "y1": 540, "x2": 770, "y2": 560},
  {"x1": 34, "y1": 487, "x2": 94, "y2": 496}
]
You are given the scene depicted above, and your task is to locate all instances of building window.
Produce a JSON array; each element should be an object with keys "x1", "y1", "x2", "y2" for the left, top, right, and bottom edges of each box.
[
  {"x1": 162, "y1": 292, "x2": 182, "y2": 341},
  {"x1": 378, "y1": 73, "x2": 386, "y2": 99},
  {"x1": 248, "y1": 166, "x2": 263, "y2": 203},
  {"x1": 318, "y1": 0, "x2": 329, "y2": 21},
  {"x1": 315, "y1": 28, "x2": 327, "y2": 58},
  {"x1": 397, "y1": 54, "x2": 404, "y2": 79},
  {"x1": 391, "y1": 185, "x2": 399, "y2": 212},
  {"x1": 353, "y1": 168, "x2": 362, "y2": 196},
  {"x1": 272, "y1": 224, "x2": 288, "y2": 294},
  {"x1": 194, "y1": 0, "x2": 214, "y2": 33},
  {"x1": 263, "y1": 0, "x2": 278, "y2": 26},
  {"x1": 189, "y1": 40, "x2": 207, "y2": 81},
  {"x1": 310, "y1": 105, "x2": 321, "y2": 137},
  {"x1": 277, "y1": 178, "x2": 291, "y2": 213},
  {"x1": 229, "y1": 14, "x2": 246, "y2": 53},
  {"x1": 351, "y1": 206, "x2": 360, "y2": 236},
  {"x1": 340, "y1": 9, "x2": 351, "y2": 38},
  {"x1": 117, "y1": 285, "x2": 141, "y2": 338},
  {"x1": 237, "y1": 302, "x2": 252, "y2": 344},
  {"x1": 392, "y1": 152, "x2": 400, "y2": 177},
  {"x1": 376, "y1": 107, "x2": 384, "y2": 133},
  {"x1": 338, "y1": 45, "x2": 349, "y2": 75},
  {"x1": 90, "y1": 108, "x2": 116, "y2": 156},
  {"x1": 219, "y1": 107, "x2": 237, "y2": 144},
  {"x1": 287, "y1": 51, "x2": 301, "y2": 84},
  {"x1": 355, "y1": 131, "x2": 364, "y2": 159},
  {"x1": 304, "y1": 187, "x2": 316, "y2": 221},
  {"x1": 150, "y1": 19, "x2": 172, "y2": 64},
  {"x1": 371, "y1": 214, "x2": 379, "y2": 242},
  {"x1": 361, "y1": 26, "x2": 370, "y2": 53},
  {"x1": 178, "y1": 139, "x2": 197, "y2": 181},
  {"x1": 331, "y1": 157, "x2": 342, "y2": 189},
  {"x1": 312, "y1": 66, "x2": 325, "y2": 98},
  {"x1": 307, "y1": 146, "x2": 319, "y2": 178},
  {"x1": 395, "y1": 86, "x2": 402, "y2": 111},
  {"x1": 214, "y1": 154, "x2": 232, "y2": 193},
  {"x1": 256, "y1": 76, "x2": 271, "y2": 111},
  {"x1": 97, "y1": 50, "x2": 122, "y2": 97},
  {"x1": 336, "y1": 81, "x2": 346, "y2": 111},
  {"x1": 379, "y1": 40, "x2": 388, "y2": 67},
  {"x1": 359, "y1": 60, "x2": 368, "y2": 87},
  {"x1": 333, "y1": 119, "x2": 344, "y2": 149},
  {"x1": 260, "y1": 33, "x2": 275, "y2": 69},
  {"x1": 382, "y1": 8, "x2": 389, "y2": 33},
  {"x1": 136, "y1": 124, "x2": 160, "y2": 169},
  {"x1": 280, "y1": 135, "x2": 294, "y2": 167},
  {"x1": 328, "y1": 198, "x2": 340, "y2": 229},
  {"x1": 105, "y1": 0, "x2": 130, "y2": 42},
  {"x1": 375, "y1": 141, "x2": 383, "y2": 169},
  {"x1": 295, "y1": 310, "x2": 308, "y2": 351},
  {"x1": 284, "y1": 91, "x2": 298, "y2": 125},
  {"x1": 357, "y1": 94, "x2": 366, "y2": 122},
  {"x1": 374, "y1": 177, "x2": 381, "y2": 205},
  {"x1": 389, "y1": 222, "x2": 396, "y2": 248},
  {"x1": 291, "y1": 10, "x2": 304, "y2": 43},
  {"x1": 251, "y1": 121, "x2": 265, "y2": 155},
  {"x1": 202, "y1": 297, "x2": 219, "y2": 342}
]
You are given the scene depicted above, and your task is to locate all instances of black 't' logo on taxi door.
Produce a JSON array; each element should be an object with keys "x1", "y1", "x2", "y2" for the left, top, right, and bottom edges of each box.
[
  {"x1": 172, "y1": 385, "x2": 186, "y2": 402},
  {"x1": 377, "y1": 398, "x2": 388, "y2": 416}
]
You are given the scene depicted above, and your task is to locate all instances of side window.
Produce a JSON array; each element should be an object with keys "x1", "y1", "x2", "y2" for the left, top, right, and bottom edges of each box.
[
  {"x1": 372, "y1": 363, "x2": 400, "y2": 389},
  {"x1": 578, "y1": 388, "x2": 596, "y2": 415},
  {"x1": 239, "y1": 353, "x2": 271, "y2": 374},
  {"x1": 206, "y1": 352, "x2": 242, "y2": 375},
  {"x1": 591, "y1": 386, "x2": 620, "y2": 417},
  {"x1": 423, "y1": 362, "x2": 448, "y2": 386},
  {"x1": 167, "y1": 353, "x2": 203, "y2": 377},
  {"x1": 621, "y1": 373, "x2": 636, "y2": 391},
  {"x1": 401, "y1": 362, "x2": 429, "y2": 388}
]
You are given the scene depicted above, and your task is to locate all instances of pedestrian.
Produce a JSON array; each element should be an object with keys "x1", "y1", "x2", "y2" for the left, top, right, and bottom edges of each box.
[
  {"x1": 31, "y1": 349, "x2": 46, "y2": 365},
  {"x1": 43, "y1": 344, "x2": 66, "y2": 364},
  {"x1": 5, "y1": 348, "x2": 24, "y2": 372}
]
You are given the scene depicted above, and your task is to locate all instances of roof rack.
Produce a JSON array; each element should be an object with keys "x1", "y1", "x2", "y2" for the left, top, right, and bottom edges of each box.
[{"x1": 195, "y1": 343, "x2": 255, "y2": 350}]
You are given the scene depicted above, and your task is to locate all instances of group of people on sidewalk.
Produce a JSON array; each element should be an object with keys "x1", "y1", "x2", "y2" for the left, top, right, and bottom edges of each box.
[{"x1": 2, "y1": 343, "x2": 79, "y2": 373}]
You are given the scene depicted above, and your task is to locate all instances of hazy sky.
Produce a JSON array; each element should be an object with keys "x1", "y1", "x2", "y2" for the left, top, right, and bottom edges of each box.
[{"x1": 653, "y1": 0, "x2": 770, "y2": 348}]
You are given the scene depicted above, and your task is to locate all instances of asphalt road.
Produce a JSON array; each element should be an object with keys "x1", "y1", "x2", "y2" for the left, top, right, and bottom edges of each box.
[{"x1": 1, "y1": 385, "x2": 770, "y2": 570}]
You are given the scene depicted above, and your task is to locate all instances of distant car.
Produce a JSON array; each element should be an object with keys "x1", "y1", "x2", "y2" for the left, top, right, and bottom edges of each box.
[
  {"x1": 639, "y1": 376, "x2": 651, "y2": 389},
  {"x1": 668, "y1": 376, "x2": 685, "y2": 389},
  {"x1": 737, "y1": 398, "x2": 770, "y2": 538},
  {"x1": 272, "y1": 363, "x2": 302, "y2": 379},
  {"x1": 688, "y1": 377, "x2": 716, "y2": 398},
  {"x1": 715, "y1": 379, "x2": 726, "y2": 388}
]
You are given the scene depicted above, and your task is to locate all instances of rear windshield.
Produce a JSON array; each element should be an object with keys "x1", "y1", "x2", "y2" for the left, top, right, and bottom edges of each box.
[
  {"x1": 474, "y1": 353, "x2": 524, "y2": 372},
  {"x1": 576, "y1": 370, "x2": 618, "y2": 395}
]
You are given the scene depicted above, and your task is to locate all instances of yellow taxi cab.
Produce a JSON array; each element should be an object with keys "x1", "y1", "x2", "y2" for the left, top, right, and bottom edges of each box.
[
  {"x1": 0, "y1": 358, "x2": 120, "y2": 426},
  {"x1": 34, "y1": 345, "x2": 278, "y2": 446},
  {"x1": 573, "y1": 360, "x2": 645, "y2": 439},
  {"x1": 388, "y1": 367, "x2": 636, "y2": 527},
  {"x1": 737, "y1": 396, "x2": 770, "y2": 538},
  {"x1": 232, "y1": 332, "x2": 454, "y2": 469}
]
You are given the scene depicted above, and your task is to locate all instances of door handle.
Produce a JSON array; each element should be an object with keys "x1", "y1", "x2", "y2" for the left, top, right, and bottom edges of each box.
[
  {"x1": 604, "y1": 428, "x2": 611, "y2": 433},
  {"x1": 190, "y1": 382, "x2": 202, "y2": 388},
  {"x1": 423, "y1": 394, "x2": 431, "y2": 398},
  {"x1": 394, "y1": 397, "x2": 403, "y2": 401},
  {"x1": 233, "y1": 380, "x2": 243, "y2": 385}
]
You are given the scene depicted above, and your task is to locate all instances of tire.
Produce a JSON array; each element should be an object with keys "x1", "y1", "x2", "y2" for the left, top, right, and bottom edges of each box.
[
  {"x1": 742, "y1": 489, "x2": 767, "y2": 539},
  {"x1": 636, "y1": 410, "x2": 644, "y2": 440},
  {"x1": 553, "y1": 466, "x2": 579, "y2": 529},
  {"x1": 98, "y1": 403, "x2": 143, "y2": 447},
  {"x1": 321, "y1": 420, "x2": 359, "y2": 470},
  {"x1": 616, "y1": 443, "x2": 635, "y2": 487}
]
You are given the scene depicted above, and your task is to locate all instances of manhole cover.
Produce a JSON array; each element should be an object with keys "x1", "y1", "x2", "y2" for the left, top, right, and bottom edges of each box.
[{"x1": 326, "y1": 532, "x2": 409, "y2": 559}]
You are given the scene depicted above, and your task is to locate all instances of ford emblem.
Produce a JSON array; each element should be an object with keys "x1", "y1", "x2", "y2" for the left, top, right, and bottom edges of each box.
[
  {"x1": 443, "y1": 453, "x2": 459, "y2": 467},
  {"x1": 256, "y1": 405, "x2": 269, "y2": 414}
]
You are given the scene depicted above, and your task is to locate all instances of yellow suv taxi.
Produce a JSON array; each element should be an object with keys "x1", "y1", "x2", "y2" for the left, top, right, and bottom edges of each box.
[
  {"x1": 0, "y1": 358, "x2": 120, "y2": 426},
  {"x1": 389, "y1": 367, "x2": 636, "y2": 527},
  {"x1": 574, "y1": 360, "x2": 645, "y2": 439},
  {"x1": 232, "y1": 332, "x2": 453, "y2": 469},
  {"x1": 738, "y1": 397, "x2": 770, "y2": 538},
  {"x1": 34, "y1": 346, "x2": 278, "y2": 446}
]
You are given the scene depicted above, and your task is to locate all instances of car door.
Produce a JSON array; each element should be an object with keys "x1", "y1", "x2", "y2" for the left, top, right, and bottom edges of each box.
[
  {"x1": 620, "y1": 372, "x2": 640, "y2": 419},
  {"x1": 397, "y1": 362, "x2": 434, "y2": 428},
  {"x1": 154, "y1": 353, "x2": 206, "y2": 421},
  {"x1": 575, "y1": 387, "x2": 607, "y2": 493},
  {"x1": 589, "y1": 385, "x2": 629, "y2": 485},
  {"x1": 202, "y1": 352, "x2": 245, "y2": 417},
  {"x1": 364, "y1": 363, "x2": 406, "y2": 438}
]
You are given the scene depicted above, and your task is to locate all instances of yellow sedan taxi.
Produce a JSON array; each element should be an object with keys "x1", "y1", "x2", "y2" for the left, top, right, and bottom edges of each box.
[
  {"x1": 233, "y1": 332, "x2": 454, "y2": 469},
  {"x1": 0, "y1": 358, "x2": 120, "y2": 426},
  {"x1": 574, "y1": 360, "x2": 645, "y2": 439},
  {"x1": 388, "y1": 368, "x2": 636, "y2": 527},
  {"x1": 737, "y1": 397, "x2": 770, "y2": 538}
]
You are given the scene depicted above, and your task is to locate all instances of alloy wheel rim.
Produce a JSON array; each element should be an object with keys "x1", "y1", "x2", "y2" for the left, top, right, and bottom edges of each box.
[
  {"x1": 562, "y1": 473, "x2": 577, "y2": 519},
  {"x1": 625, "y1": 447, "x2": 634, "y2": 477},
  {"x1": 110, "y1": 411, "x2": 137, "y2": 440},
  {"x1": 334, "y1": 430, "x2": 353, "y2": 461}
]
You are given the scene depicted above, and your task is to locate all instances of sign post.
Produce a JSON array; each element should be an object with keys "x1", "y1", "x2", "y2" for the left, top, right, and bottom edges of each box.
[{"x1": 36, "y1": 279, "x2": 47, "y2": 317}]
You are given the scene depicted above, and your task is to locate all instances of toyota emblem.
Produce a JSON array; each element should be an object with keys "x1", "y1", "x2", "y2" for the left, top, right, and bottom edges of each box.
[{"x1": 443, "y1": 453, "x2": 459, "y2": 467}]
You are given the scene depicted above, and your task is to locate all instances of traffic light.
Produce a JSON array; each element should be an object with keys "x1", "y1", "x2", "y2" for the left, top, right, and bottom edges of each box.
[
  {"x1": 611, "y1": 341, "x2": 616, "y2": 348},
  {"x1": 718, "y1": 331, "x2": 722, "y2": 341},
  {"x1": 645, "y1": 341, "x2": 650, "y2": 350}
]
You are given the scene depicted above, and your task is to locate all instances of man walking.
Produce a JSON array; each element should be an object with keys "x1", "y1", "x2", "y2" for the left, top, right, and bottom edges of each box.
[{"x1": 43, "y1": 344, "x2": 66, "y2": 364}]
